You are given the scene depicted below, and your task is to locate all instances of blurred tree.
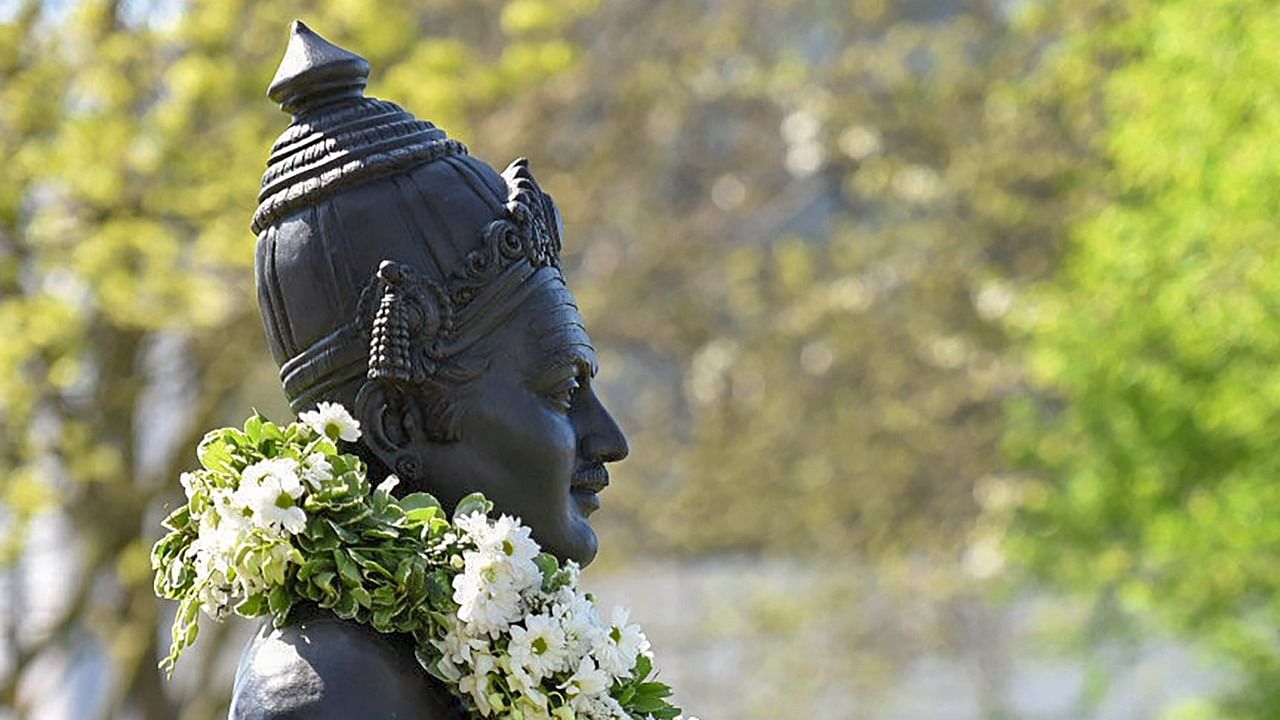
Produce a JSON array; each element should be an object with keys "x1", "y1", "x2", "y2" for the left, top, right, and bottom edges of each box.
[
  {"x1": 998, "y1": 0, "x2": 1280, "y2": 716},
  {"x1": 549, "y1": 0, "x2": 1085, "y2": 561}
]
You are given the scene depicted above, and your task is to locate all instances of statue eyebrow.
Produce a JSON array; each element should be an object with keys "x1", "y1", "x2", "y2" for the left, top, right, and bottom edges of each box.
[{"x1": 529, "y1": 345, "x2": 597, "y2": 385}]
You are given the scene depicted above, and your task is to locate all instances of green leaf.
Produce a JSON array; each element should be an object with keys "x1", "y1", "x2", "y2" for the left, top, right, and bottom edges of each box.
[
  {"x1": 426, "y1": 569, "x2": 452, "y2": 606},
  {"x1": 629, "y1": 694, "x2": 673, "y2": 713},
  {"x1": 405, "y1": 506, "x2": 442, "y2": 524},
  {"x1": 631, "y1": 655, "x2": 653, "y2": 682},
  {"x1": 261, "y1": 547, "x2": 288, "y2": 586},
  {"x1": 349, "y1": 586, "x2": 373, "y2": 608},
  {"x1": 183, "y1": 619, "x2": 200, "y2": 646},
  {"x1": 261, "y1": 420, "x2": 285, "y2": 442},
  {"x1": 267, "y1": 584, "x2": 293, "y2": 617},
  {"x1": 635, "y1": 682, "x2": 673, "y2": 698},
  {"x1": 395, "y1": 560, "x2": 413, "y2": 587},
  {"x1": 362, "y1": 526, "x2": 401, "y2": 540},
  {"x1": 452, "y1": 492, "x2": 493, "y2": 521},
  {"x1": 236, "y1": 593, "x2": 267, "y2": 616},
  {"x1": 328, "y1": 520, "x2": 361, "y2": 544},
  {"x1": 372, "y1": 606, "x2": 396, "y2": 631},
  {"x1": 160, "y1": 505, "x2": 192, "y2": 532},
  {"x1": 312, "y1": 571, "x2": 337, "y2": 597},
  {"x1": 399, "y1": 492, "x2": 441, "y2": 512},
  {"x1": 196, "y1": 433, "x2": 235, "y2": 473},
  {"x1": 297, "y1": 557, "x2": 329, "y2": 582},
  {"x1": 244, "y1": 413, "x2": 264, "y2": 443},
  {"x1": 334, "y1": 550, "x2": 363, "y2": 585},
  {"x1": 349, "y1": 551, "x2": 393, "y2": 580},
  {"x1": 332, "y1": 593, "x2": 358, "y2": 620}
]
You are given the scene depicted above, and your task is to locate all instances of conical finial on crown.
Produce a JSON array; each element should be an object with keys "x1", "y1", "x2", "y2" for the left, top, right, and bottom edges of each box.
[{"x1": 268, "y1": 21, "x2": 370, "y2": 115}]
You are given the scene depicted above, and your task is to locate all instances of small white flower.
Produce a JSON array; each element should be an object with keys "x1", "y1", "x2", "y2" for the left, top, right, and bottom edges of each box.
[
  {"x1": 501, "y1": 661, "x2": 545, "y2": 704},
  {"x1": 179, "y1": 471, "x2": 201, "y2": 501},
  {"x1": 298, "y1": 401, "x2": 361, "y2": 442},
  {"x1": 553, "y1": 588, "x2": 604, "y2": 660},
  {"x1": 235, "y1": 458, "x2": 307, "y2": 535},
  {"x1": 452, "y1": 551, "x2": 524, "y2": 635},
  {"x1": 195, "y1": 567, "x2": 233, "y2": 619},
  {"x1": 510, "y1": 688, "x2": 552, "y2": 720},
  {"x1": 431, "y1": 615, "x2": 491, "y2": 668},
  {"x1": 560, "y1": 559, "x2": 582, "y2": 586},
  {"x1": 578, "y1": 694, "x2": 629, "y2": 720},
  {"x1": 593, "y1": 606, "x2": 651, "y2": 679},
  {"x1": 301, "y1": 452, "x2": 333, "y2": 489},
  {"x1": 561, "y1": 655, "x2": 610, "y2": 706},
  {"x1": 507, "y1": 613, "x2": 569, "y2": 681},
  {"x1": 457, "y1": 651, "x2": 498, "y2": 717},
  {"x1": 456, "y1": 513, "x2": 542, "y2": 592}
]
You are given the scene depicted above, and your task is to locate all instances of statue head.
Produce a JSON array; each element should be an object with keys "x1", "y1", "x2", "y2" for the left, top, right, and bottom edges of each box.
[{"x1": 252, "y1": 22, "x2": 628, "y2": 566}]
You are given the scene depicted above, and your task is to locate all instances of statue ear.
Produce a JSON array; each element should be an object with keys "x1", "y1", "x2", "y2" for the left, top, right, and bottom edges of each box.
[{"x1": 353, "y1": 380, "x2": 411, "y2": 466}]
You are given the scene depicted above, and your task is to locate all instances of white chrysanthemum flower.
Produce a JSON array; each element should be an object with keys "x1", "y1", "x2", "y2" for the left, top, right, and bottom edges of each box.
[
  {"x1": 301, "y1": 452, "x2": 333, "y2": 489},
  {"x1": 453, "y1": 511, "x2": 490, "y2": 539},
  {"x1": 501, "y1": 660, "x2": 546, "y2": 704},
  {"x1": 298, "y1": 401, "x2": 361, "y2": 442},
  {"x1": 188, "y1": 508, "x2": 240, "y2": 608},
  {"x1": 235, "y1": 458, "x2": 306, "y2": 535},
  {"x1": 457, "y1": 651, "x2": 498, "y2": 717},
  {"x1": 510, "y1": 689, "x2": 552, "y2": 720},
  {"x1": 553, "y1": 588, "x2": 604, "y2": 660},
  {"x1": 195, "y1": 567, "x2": 234, "y2": 619},
  {"x1": 431, "y1": 615, "x2": 491, "y2": 674},
  {"x1": 561, "y1": 655, "x2": 610, "y2": 708},
  {"x1": 508, "y1": 613, "x2": 569, "y2": 681},
  {"x1": 578, "y1": 693, "x2": 629, "y2": 720},
  {"x1": 191, "y1": 493, "x2": 244, "y2": 562},
  {"x1": 452, "y1": 550, "x2": 524, "y2": 635},
  {"x1": 593, "y1": 606, "x2": 651, "y2": 679},
  {"x1": 455, "y1": 513, "x2": 542, "y2": 592},
  {"x1": 561, "y1": 559, "x2": 582, "y2": 586},
  {"x1": 179, "y1": 471, "x2": 201, "y2": 501}
]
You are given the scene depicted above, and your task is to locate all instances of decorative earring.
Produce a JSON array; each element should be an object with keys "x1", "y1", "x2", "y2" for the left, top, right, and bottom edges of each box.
[{"x1": 394, "y1": 454, "x2": 421, "y2": 483}]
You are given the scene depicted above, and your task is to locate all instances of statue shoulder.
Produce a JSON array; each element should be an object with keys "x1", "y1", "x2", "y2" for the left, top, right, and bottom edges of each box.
[{"x1": 228, "y1": 608, "x2": 463, "y2": 720}]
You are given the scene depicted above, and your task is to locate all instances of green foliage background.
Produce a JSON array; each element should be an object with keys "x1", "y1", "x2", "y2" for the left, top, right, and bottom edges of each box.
[
  {"x1": 0, "y1": 0, "x2": 1276, "y2": 717},
  {"x1": 995, "y1": 1, "x2": 1280, "y2": 718}
]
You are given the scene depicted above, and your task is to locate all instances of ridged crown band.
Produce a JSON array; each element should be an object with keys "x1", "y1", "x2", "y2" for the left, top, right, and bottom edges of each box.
[{"x1": 251, "y1": 21, "x2": 468, "y2": 234}]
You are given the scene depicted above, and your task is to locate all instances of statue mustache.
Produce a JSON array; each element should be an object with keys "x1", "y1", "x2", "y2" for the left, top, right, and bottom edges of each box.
[{"x1": 571, "y1": 462, "x2": 609, "y2": 493}]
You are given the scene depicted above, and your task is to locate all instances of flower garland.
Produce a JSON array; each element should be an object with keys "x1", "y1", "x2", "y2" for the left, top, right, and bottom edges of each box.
[{"x1": 151, "y1": 403, "x2": 690, "y2": 720}]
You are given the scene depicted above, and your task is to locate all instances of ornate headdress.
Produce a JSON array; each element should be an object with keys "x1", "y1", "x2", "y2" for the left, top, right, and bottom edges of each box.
[{"x1": 253, "y1": 22, "x2": 565, "y2": 416}]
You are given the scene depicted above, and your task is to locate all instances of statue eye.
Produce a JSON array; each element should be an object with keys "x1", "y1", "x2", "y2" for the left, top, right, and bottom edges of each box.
[{"x1": 544, "y1": 377, "x2": 580, "y2": 413}]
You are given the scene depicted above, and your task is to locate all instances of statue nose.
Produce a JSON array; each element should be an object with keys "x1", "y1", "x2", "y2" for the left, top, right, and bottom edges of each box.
[{"x1": 578, "y1": 388, "x2": 629, "y2": 464}]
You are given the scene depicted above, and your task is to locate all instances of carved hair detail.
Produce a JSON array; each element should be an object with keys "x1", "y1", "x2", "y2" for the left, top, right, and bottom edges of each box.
[{"x1": 361, "y1": 261, "x2": 453, "y2": 385}]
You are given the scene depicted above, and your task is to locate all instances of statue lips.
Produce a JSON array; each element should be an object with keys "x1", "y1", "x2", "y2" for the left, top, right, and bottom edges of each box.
[{"x1": 570, "y1": 462, "x2": 609, "y2": 515}]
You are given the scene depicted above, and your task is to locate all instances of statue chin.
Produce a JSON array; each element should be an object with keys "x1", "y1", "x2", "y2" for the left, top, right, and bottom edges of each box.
[
  {"x1": 230, "y1": 21, "x2": 628, "y2": 718},
  {"x1": 556, "y1": 509, "x2": 600, "y2": 566}
]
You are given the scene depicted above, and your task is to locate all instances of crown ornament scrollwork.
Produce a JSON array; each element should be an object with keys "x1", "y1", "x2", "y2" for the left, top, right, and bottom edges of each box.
[
  {"x1": 449, "y1": 158, "x2": 563, "y2": 307},
  {"x1": 357, "y1": 158, "x2": 564, "y2": 385}
]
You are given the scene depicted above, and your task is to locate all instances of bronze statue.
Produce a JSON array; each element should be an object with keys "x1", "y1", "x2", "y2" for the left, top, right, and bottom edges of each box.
[{"x1": 229, "y1": 22, "x2": 629, "y2": 719}]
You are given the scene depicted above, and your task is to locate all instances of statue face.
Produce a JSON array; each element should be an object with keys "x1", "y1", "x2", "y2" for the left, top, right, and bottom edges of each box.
[{"x1": 410, "y1": 277, "x2": 628, "y2": 566}]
